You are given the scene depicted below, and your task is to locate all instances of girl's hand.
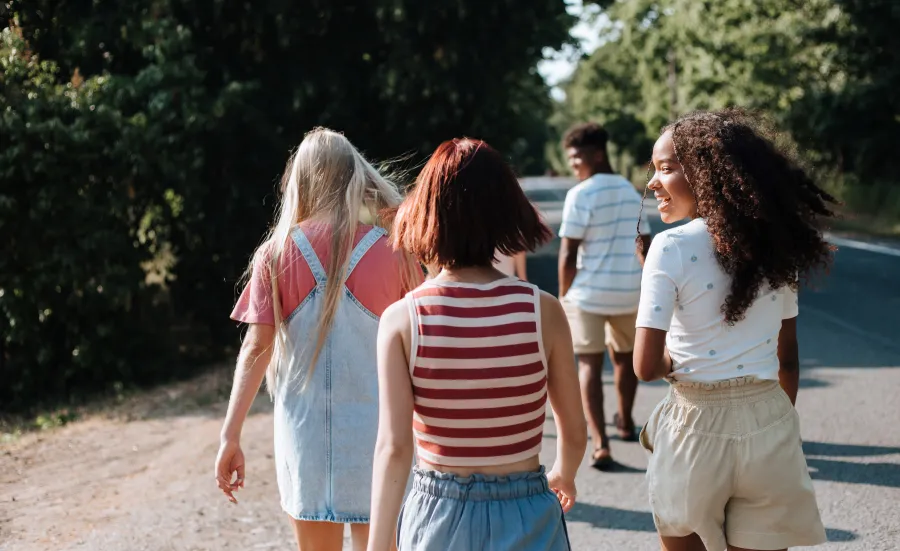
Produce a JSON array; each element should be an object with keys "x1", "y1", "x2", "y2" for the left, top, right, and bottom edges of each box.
[
  {"x1": 547, "y1": 467, "x2": 577, "y2": 513},
  {"x1": 215, "y1": 439, "x2": 245, "y2": 504}
]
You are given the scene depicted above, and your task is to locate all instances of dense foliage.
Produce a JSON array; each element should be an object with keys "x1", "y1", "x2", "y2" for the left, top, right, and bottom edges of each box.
[
  {"x1": 553, "y1": 0, "x2": 899, "y2": 206},
  {"x1": 1, "y1": 1, "x2": 574, "y2": 410}
]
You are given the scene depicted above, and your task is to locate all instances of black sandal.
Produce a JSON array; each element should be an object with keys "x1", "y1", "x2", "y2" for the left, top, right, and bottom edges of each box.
[
  {"x1": 614, "y1": 413, "x2": 639, "y2": 442},
  {"x1": 591, "y1": 448, "x2": 614, "y2": 471}
]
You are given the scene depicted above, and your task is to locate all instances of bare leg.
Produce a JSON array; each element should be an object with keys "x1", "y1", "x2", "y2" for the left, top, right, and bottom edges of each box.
[
  {"x1": 289, "y1": 519, "x2": 343, "y2": 551},
  {"x1": 578, "y1": 352, "x2": 610, "y2": 463},
  {"x1": 350, "y1": 523, "x2": 377, "y2": 551},
  {"x1": 659, "y1": 533, "x2": 707, "y2": 551},
  {"x1": 609, "y1": 346, "x2": 638, "y2": 437}
]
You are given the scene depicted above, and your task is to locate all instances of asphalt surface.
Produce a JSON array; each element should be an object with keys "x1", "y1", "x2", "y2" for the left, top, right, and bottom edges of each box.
[{"x1": 523, "y1": 180, "x2": 900, "y2": 550}]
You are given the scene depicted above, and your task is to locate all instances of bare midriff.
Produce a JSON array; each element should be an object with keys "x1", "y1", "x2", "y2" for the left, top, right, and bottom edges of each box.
[{"x1": 417, "y1": 454, "x2": 542, "y2": 477}]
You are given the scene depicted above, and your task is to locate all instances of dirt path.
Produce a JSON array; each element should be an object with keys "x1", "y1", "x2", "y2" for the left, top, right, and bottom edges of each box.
[
  {"x1": 0, "y1": 366, "x2": 320, "y2": 551},
  {"x1": 6, "y1": 360, "x2": 899, "y2": 550}
]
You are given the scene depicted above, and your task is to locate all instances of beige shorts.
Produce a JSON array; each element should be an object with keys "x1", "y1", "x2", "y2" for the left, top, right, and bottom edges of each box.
[
  {"x1": 639, "y1": 377, "x2": 826, "y2": 551},
  {"x1": 561, "y1": 299, "x2": 636, "y2": 354}
]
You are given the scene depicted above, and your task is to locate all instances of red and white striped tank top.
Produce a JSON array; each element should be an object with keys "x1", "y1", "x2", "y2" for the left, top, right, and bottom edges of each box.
[{"x1": 406, "y1": 277, "x2": 548, "y2": 467}]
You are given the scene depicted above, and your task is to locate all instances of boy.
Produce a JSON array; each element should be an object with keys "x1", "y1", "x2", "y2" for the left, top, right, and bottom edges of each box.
[{"x1": 557, "y1": 122, "x2": 651, "y2": 469}]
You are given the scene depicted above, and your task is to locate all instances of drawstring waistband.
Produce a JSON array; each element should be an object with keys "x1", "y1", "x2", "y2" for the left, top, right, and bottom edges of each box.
[
  {"x1": 411, "y1": 467, "x2": 550, "y2": 501},
  {"x1": 666, "y1": 376, "x2": 781, "y2": 406}
]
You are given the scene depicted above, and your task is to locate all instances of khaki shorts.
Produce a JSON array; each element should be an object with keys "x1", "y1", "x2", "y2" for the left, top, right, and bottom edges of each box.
[
  {"x1": 640, "y1": 377, "x2": 826, "y2": 551},
  {"x1": 561, "y1": 299, "x2": 636, "y2": 354}
]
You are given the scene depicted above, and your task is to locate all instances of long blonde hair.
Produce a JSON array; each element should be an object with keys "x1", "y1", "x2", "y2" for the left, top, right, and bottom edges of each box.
[{"x1": 247, "y1": 128, "x2": 417, "y2": 394}]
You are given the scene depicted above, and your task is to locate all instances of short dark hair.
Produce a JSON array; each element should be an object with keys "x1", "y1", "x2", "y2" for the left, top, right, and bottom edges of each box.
[
  {"x1": 562, "y1": 122, "x2": 609, "y2": 150},
  {"x1": 392, "y1": 138, "x2": 551, "y2": 268}
]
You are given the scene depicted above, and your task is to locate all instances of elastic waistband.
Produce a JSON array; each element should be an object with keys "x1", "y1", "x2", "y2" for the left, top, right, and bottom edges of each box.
[
  {"x1": 667, "y1": 376, "x2": 782, "y2": 405},
  {"x1": 411, "y1": 466, "x2": 549, "y2": 501}
]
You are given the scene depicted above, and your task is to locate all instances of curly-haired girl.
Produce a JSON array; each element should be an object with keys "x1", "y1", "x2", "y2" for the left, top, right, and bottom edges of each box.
[{"x1": 634, "y1": 109, "x2": 834, "y2": 551}]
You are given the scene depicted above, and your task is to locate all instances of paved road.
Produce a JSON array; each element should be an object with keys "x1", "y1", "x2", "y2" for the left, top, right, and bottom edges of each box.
[{"x1": 522, "y1": 180, "x2": 900, "y2": 550}]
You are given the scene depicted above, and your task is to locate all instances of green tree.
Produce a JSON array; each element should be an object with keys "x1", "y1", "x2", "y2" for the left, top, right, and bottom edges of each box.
[
  {"x1": 0, "y1": 25, "x2": 209, "y2": 408},
  {"x1": 786, "y1": 0, "x2": 900, "y2": 183},
  {"x1": 556, "y1": 0, "x2": 896, "y2": 199},
  {"x1": 550, "y1": 34, "x2": 655, "y2": 179},
  {"x1": 2, "y1": 1, "x2": 575, "y2": 409}
]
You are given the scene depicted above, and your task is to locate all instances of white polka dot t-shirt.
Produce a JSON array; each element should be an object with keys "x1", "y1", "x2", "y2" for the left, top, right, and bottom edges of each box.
[{"x1": 636, "y1": 218, "x2": 799, "y2": 382}]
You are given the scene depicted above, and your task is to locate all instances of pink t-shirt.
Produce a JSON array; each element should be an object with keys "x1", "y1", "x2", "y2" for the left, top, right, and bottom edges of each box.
[{"x1": 231, "y1": 222, "x2": 421, "y2": 324}]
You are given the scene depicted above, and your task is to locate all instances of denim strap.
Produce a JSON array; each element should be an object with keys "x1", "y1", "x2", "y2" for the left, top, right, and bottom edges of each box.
[
  {"x1": 345, "y1": 226, "x2": 387, "y2": 281},
  {"x1": 291, "y1": 227, "x2": 327, "y2": 286}
]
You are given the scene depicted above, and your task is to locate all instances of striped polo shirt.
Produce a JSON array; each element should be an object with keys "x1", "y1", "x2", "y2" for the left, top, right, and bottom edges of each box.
[
  {"x1": 406, "y1": 277, "x2": 547, "y2": 467},
  {"x1": 558, "y1": 173, "x2": 650, "y2": 315}
]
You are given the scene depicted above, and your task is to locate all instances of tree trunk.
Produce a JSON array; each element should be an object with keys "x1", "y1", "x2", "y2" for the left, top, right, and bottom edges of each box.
[{"x1": 667, "y1": 47, "x2": 678, "y2": 120}]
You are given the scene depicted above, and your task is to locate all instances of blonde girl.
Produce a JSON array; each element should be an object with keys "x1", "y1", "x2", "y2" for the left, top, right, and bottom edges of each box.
[{"x1": 215, "y1": 128, "x2": 421, "y2": 551}]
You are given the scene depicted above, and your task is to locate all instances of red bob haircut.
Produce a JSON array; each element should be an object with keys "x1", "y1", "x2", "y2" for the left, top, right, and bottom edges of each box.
[{"x1": 392, "y1": 138, "x2": 552, "y2": 268}]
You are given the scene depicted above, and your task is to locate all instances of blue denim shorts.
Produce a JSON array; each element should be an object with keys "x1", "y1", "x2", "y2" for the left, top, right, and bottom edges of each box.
[{"x1": 397, "y1": 466, "x2": 571, "y2": 550}]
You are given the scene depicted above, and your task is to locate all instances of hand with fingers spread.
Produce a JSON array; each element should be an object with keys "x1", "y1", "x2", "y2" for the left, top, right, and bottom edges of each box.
[
  {"x1": 215, "y1": 439, "x2": 245, "y2": 504},
  {"x1": 547, "y1": 468, "x2": 577, "y2": 513}
]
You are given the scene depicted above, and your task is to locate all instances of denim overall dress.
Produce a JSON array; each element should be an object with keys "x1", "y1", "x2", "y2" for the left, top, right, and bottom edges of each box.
[{"x1": 273, "y1": 225, "x2": 386, "y2": 523}]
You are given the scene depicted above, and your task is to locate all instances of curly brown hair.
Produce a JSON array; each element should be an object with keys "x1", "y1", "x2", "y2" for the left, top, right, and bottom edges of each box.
[{"x1": 649, "y1": 109, "x2": 838, "y2": 324}]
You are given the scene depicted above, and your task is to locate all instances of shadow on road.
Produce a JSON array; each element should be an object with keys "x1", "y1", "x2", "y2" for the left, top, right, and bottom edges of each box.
[
  {"x1": 803, "y1": 441, "x2": 900, "y2": 457},
  {"x1": 825, "y1": 528, "x2": 859, "y2": 542},
  {"x1": 565, "y1": 503, "x2": 860, "y2": 542},
  {"x1": 807, "y1": 458, "x2": 900, "y2": 489},
  {"x1": 798, "y1": 377, "x2": 831, "y2": 389},
  {"x1": 803, "y1": 440, "x2": 900, "y2": 489},
  {"x1": 565, "y1": 502, "x2": 655, "y2": 532},
  {"x1": 592, "y1": 460, "x2": 645, "y2": 474}
]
